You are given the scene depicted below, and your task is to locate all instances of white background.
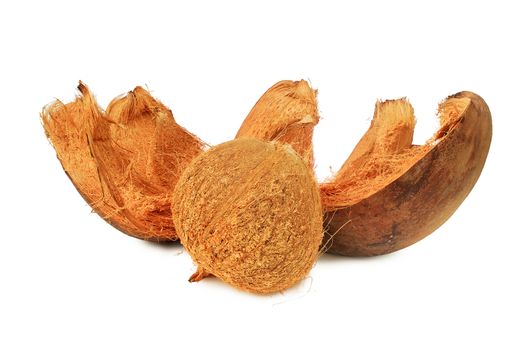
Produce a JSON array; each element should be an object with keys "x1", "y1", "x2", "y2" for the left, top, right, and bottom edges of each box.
[{"x1": 0, "y1": 1, "x2": 521, "y2": 349}]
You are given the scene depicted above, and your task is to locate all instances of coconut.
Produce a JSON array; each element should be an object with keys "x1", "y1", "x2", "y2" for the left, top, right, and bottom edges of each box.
[
  {"x1": 236, "y1": 80, "x2": 319, "y2": 167},
  {"x1": 41, "y1": 82, "x2": 205, "y2": 241},
  {"x1": 321, "y1": 92, "x2": 492, "y2": 256},
  {"x1": 172, "y1": 138, "x2": 323, "y2": 294}
]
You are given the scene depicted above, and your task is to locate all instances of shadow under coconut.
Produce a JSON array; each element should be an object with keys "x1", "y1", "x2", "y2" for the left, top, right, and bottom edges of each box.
[
  {"x1": 317, "y1": 250, "x2": 401, "y2": 265},
  {"x1": 142, "y1": 239, "x2": 184, "y2": 252},
  {"x1": 191, "y1": 274, "x2": 316, "y2": 303}
]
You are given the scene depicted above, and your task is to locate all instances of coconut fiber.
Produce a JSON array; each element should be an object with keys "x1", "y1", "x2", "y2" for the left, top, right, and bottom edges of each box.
[
  {"x1": 41, "y1": 82, "x2": 204, "y2": 241},
  {"x1": 172, "y1": 138, "x2": 323, "y2": 294},
  {"x1": 320, "y1": 93, "x2": 491, "y2": 256},
  {"x1": 236, "y1": 80, "x2": 319, "y2": 167}
]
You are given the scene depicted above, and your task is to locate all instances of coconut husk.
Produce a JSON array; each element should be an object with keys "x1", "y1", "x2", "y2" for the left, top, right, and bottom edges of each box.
[
  {"x1": 41, "y1": 82, "x2": 205, "y2": 241},
  {"x1": 236, "y1": 80, "x2": 319, "y2": 167},
  {"x1": 321, "y1": 92, "x2": 492, "y2": 256},
  {"x1": 172, "y1": 138, "x2": 323, "y2": 294}
]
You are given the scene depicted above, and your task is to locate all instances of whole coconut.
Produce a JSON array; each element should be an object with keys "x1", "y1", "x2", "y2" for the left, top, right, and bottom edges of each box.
[{"x1": 172, "y1": 138, "x2": 323, "y2": 294}]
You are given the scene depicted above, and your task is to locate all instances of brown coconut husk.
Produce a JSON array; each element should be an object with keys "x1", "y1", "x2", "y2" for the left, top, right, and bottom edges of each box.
[
  {"x1": 321, "y1": 92, "x2": 492, "y2": 256},
  {"x1": 236, "y1": 80, "x2": 319, "y2": 167},
  {"x1": 172, "y1": 138, "x2": 323, "y2": 294},
  {"x1": 42, "y1": 82, "x2": 205, "y2": 241}
]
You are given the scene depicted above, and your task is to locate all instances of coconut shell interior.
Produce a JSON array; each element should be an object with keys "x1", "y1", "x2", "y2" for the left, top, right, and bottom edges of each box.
[
  {"x1": 236, "y1": 80, "x2": 319, "y2": 167},
  {"x1": 42, "y1": 82, "x2": 205, "y2": 241},
  {"x1": 321, "y1": 95, "x2": 471, "y2": 210},
  {"x1": 320, "y1": 92, "x2": 491, "y2": 256}
]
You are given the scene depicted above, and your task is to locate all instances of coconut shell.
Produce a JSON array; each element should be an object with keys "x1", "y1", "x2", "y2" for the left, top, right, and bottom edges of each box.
[
  {"x1": 236, "y1": 80, "x2": 319, "y2": 167},
  {"x1": 321, "y1": 92, "x2": 492, "y2": 256},
  {"x1": 172, "y1": 138, "x2": 323, "y2": 294},
  {"x1": 42, "y1": 82, "x2": 205, "y2": 241}
]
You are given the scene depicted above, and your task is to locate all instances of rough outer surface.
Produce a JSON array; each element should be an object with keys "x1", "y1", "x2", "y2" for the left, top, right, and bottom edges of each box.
[
  {"x1": 172, "y1": 138, "x2": 323, "y2": 294},
  {"x1": 321, "y1": 92, "x2": 492, "y2": 256},
  {"x1": 41, "y1": 82, "x2": 204, "y2": 241},
  {"x1": 236, "y1": 80, "x2": 319, "y2": 167}
]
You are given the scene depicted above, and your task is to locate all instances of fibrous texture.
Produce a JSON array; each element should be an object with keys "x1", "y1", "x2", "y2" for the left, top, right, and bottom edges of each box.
[
  {"x1": 42, "y1": 82, "x2": 204, "y2": 241},
  {"x1": 172, "y1": 138, "x2": 323, "y2": 294},
  {"x1": 321, "y1": 92, "x2": 492, "y2": 256},
  {"x1": 236, "y1": 80, "x2": 319, "y2": 167}
]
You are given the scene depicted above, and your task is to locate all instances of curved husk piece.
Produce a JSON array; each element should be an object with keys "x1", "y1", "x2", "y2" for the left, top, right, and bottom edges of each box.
[
  {"x1": 172, "y1": 138, "x2": 323, "y2": 294},
  {"x1": 321, "y1": 92, "x2": 492, "y2": 256},
  {"x1": 236, "y1": 80, "x2": 319, "y2": 167},
  {"x1": 42, "y1": 82, "x2": 205, "y2": 241}
]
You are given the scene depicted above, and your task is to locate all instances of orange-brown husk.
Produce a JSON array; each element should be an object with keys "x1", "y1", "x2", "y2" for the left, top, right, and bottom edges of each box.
[
  {"x1": 321, "y1": 92, "x2": 492, "y2": 256},
  {"x1": 172, "y1": 138, "x2": 323, "y2": 294},
  {"x1": 236, "y1": 80, "x2": 319, "y2": 167},
  {"x1": 42, "y1": 82, "x2": 205, "y2": 241}
]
